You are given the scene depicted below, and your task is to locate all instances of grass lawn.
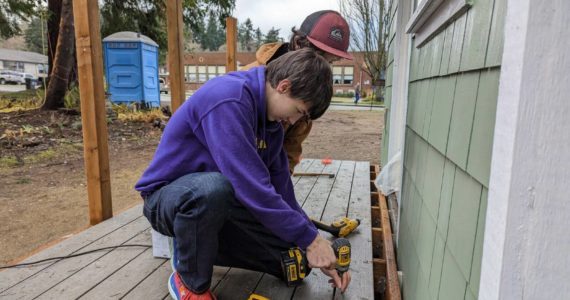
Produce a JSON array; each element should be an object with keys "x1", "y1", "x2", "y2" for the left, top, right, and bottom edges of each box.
[{"x1": 331, "y1": 96, "x2": 384, "y2": 106}]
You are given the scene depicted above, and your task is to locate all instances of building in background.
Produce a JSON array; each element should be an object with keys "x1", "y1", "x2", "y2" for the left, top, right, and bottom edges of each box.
[
  {"x1": 180, "y1": 51, "x2": 374, "y2": 97},
  {"x1": 0, "y1": 48, "x2": 48, "y2": 82}
]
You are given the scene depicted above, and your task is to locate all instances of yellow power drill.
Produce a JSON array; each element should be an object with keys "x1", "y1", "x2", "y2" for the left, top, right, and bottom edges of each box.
[
  {"x1": 281, "y1": 238, "x2": 351, "y2": 286},
  {"x1": 312, "y1": 217, "x2": 361, "y2": 238}
]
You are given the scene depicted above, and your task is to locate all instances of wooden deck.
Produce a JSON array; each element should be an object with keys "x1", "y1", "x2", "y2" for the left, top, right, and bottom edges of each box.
[{"x1": 0, "y1": 159, "x2": 373, "y2": 299}]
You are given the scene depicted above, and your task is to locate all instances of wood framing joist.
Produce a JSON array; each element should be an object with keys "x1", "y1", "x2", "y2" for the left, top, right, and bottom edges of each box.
[{"x1": 370, "y1": 164, "x2": 401, "y2": 300}]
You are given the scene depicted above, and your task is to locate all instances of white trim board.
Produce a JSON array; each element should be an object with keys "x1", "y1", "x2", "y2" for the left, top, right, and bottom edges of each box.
[
  {"x1": 406, "y1": 0, "x2": 471, "y2": 47},
  {"x1": 479, "y1": 0, "x2": 570, "y2": 299}
]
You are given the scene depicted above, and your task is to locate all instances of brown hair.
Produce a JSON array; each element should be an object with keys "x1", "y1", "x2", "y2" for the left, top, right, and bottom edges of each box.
[
  {"x1": 266, "y1": 48, "x2": 332, "y2": 120},
  {"x1": 288, "y1": 27, "x2": 315, "y2": 51}
]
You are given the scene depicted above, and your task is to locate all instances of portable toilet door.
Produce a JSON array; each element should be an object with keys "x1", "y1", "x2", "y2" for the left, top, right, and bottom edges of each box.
[{"x1": 103, "y1": 32, "x2": 160, "y2": 108}]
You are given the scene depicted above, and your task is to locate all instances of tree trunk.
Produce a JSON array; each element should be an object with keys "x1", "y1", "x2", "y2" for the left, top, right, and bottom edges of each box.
[
  {"x1": 42, "y1": 0, "x2": 75, "y2": 110},
  {"x1": 47, "y1": 0, "x2": 62, "y2": 85}
]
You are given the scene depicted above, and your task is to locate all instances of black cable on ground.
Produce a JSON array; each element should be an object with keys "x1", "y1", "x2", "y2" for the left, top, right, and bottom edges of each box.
[{"x1": 0, "y1": 244, "x2": 153, "y2": 270}]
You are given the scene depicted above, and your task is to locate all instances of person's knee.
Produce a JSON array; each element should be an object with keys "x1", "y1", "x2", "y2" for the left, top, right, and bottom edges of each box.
[
  {"x1": 200, "y1": 172, "x2": 234, "y2": 200},
  {"x1": 178, "y1": 172, "x2": 234, "y2": 212}
]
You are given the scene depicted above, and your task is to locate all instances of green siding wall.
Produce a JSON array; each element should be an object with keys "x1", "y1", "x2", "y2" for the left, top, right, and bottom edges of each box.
[
  {"x1": 382, "y1": 0, "x2": 506, "y2": 299},
  {"x1": 382, "y1": 1, "x2": 398, "y2": 166}
]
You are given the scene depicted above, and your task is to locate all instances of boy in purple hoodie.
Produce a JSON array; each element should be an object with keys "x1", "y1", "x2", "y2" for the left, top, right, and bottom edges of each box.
[{"x1": 135, "y1": 48, "x2": 351, "y2": 299}]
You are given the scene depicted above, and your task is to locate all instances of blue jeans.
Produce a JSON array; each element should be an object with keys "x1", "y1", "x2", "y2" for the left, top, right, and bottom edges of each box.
[{"x1": 143, "y1": 172, "x2": 301, "y2": 293}]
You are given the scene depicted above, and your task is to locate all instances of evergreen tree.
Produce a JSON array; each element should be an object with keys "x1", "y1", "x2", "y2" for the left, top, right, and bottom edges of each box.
[
  {"x1": 264, "y1": 27, "x2": 281, "y2": 43},
  {"x1": 199, "y1": 13, "x2": 225, "y2": 51},
  {"x1": 238, "y1": 18, "x2": 254, "y2": 51},
  {"x1": 254, "y1": 27, "x2": 263, "y2": 49},
  {"x1": 25, "y1": 17, "x2": 47, "y2": 54},
  {"x1": 0, "y1": 0, "x2": 36, "y2": 39},
  {"x1": 100, "y1": 0, "x2": 235, "y2": 59}
]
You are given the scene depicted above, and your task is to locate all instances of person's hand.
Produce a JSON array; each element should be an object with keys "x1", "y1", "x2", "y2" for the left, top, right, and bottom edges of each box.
[
  {"x1": 321, "y1": 268, "x2": 351, "y2": 293},
  {"x1": 306, "y1": 235, "x2": 336, "y2": 269}
]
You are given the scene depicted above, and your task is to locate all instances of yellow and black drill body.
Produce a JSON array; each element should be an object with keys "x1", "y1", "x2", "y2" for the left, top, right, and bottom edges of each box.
[
  {"x1": 331, "y1": 238, "x2": 351, "y2": 275},
  {"x1": 312, "y1": 217, "x2": 361, "y2": 238},
  {"x1": 281, "y1": 238, "x2": 351, "y2": 286}
]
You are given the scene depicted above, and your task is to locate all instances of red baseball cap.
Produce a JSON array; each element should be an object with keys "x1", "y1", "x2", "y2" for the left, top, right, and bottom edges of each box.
[{"x1": 300, "y1": 10, "x2": 353, "y2": 60}]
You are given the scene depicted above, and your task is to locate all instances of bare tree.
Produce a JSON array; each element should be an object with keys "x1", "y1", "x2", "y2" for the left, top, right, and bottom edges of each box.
[{"x1": 339, "y1": 0, "x2": 393, "y2": 99}]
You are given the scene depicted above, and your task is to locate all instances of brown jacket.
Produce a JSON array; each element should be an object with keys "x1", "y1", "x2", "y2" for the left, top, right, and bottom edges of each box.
[{"x1": 242, "y1": 43, "x2": 313, "y2": 173}]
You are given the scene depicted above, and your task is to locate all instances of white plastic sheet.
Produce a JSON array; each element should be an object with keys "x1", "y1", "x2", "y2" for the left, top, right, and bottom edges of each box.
[{"x1": 375, "y1": 151, "x2": 402, "y2": 196}]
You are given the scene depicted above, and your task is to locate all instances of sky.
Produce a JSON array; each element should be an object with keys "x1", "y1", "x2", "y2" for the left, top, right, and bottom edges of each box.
[{"x1": 233, "y1": 0, "x2": 341, "y2": 40}]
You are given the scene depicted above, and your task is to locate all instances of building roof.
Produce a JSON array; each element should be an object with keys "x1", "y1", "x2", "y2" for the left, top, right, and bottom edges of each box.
[
  {"x1": 103, "y1": 32, "x2": 159, "y2": 47},
  {"x1": 0, "y1": 48, "x2": 47, "y2": 64}
]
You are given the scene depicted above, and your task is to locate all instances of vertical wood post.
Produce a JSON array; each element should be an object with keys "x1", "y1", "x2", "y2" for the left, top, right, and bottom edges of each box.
[
  {"x1": 72, "y1": 0, "x2": 112, "y2": 225},
  {"x1": 166, "y1": 0, "x2": 185, "y2": 113},
  {"x1": 226, "y1": 17, "x2": 237, "y2": 72}
]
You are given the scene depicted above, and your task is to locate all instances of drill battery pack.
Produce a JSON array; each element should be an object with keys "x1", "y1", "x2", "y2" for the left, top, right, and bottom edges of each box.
[{"x1": 280, "y1": 248, "x2": 307, "y2": 286}]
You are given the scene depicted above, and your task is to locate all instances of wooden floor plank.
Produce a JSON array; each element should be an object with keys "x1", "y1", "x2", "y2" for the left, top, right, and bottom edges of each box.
[
  {"x1": 335, "y1": 161, "x2": 374, "y2": 300},
  {"x1": 0, "y1": 205, "x2": 142, "y2": 293},
  {"x1": 0, "y1": 217, "x2": 150, "y2": 299},
  {"x1": 317, "y1": 160, "x2": 358, "y2": 299},
  {"x1": 122, "y1": 261, "x2": 171, "y2": 300},
  {"x1": 210, "y1": 266, "x2": 231, "y2": 290},
  {"x1": 293, "y1": 160, "x2": 326, "y2": 205},
  {"x1": 251, "y1": 273, "x2": 295, "y2": 300},
  {"x1": 320, "y1": 161, "x2": 356, "y2": 226},
  {"x1": 292, "y1": 271, "x2": 335, "y2": 300},
  {"x1": 292, "y1": 160, "x2": 351, "y2": 300},
  {"x1": 292, "y1": 159, "x2": 316, "y2": 186},
  {"x1": 38, "y1": 229, "x2": 153, "y2": 299},
  {"x1": 301, "y1": 159, "x2": 342, "y2": 217},
  {"x1": 213, "y1": 268, "x2": 263, "y2": 299},
  {"x1": 79, "y1": 247, "x2": 165, "y2": 300}
]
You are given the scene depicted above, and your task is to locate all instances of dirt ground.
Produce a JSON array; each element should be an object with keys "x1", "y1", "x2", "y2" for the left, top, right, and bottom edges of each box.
[{"x1": 0, "y1": 108, "x2": 384, "y2": 266}]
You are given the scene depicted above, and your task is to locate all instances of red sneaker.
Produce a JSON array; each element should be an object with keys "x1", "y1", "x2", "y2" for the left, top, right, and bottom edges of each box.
[{"x1": 168, "y1": 272, "x2": 217, "y2": 300}]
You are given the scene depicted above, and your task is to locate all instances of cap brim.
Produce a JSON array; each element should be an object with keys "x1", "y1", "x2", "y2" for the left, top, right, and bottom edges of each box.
[{"x1": 307, "y1": 36, "x2": 353, "y2": 60}]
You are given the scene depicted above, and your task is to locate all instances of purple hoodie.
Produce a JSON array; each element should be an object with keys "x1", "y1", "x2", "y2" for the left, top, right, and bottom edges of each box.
[{"x1": 135, "y1": 67, "x2": 318, "y2": 248}]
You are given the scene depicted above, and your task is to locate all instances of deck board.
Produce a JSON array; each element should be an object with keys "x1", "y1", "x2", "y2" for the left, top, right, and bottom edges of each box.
[
  {"x1": 80, "y1": 247, "x2": 164, "y2": 300},
  {"x1": 337, "y1": 162, "x2": 374, "y2": 300},
  {"x1": 0, "y1": 159, "x2": 374, "y2": 299},
  {"x1": 0, "y1": 205, "x2": 141, "y2": 293}
]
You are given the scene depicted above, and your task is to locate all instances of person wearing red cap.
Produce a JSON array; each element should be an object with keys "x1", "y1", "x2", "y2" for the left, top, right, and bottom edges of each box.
[{"x1": 242, "y1": 10, "x2": 353, "y2": 174}]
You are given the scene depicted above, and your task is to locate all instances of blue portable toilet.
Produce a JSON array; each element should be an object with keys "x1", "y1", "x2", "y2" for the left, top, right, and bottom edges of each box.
[{"x1": 103, "y1": 32, "x2": 160, "y2": 107}]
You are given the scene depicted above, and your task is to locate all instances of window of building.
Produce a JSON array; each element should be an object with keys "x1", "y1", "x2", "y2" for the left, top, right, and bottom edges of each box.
[
  {"x1": 37, "y1": 64, "x2": 47, "y2": 74},
  {"x1": 184, "y1": 65, "x2": 198, "y2": 82},
  {"x1": 198, "y1": 66, "x2": 207, "y2": 83},
  {"x1": 207, "y1": 66, "x2": 217, "y2": 80},
  {"x1": 217, "y1": 65, "x2": 226, "y2": 75},
  {"x1": 4, "y1": 61, "x2": 24, "y2": 72},
  {"x1": 332, "y1": 66, "x2": 354, "y2": 85},
  {"x1": 343, "y1": 67, "x2": 354, "y2": 85},
  {"x1": 333, "y1": 66, "x2": 343, "y2": 85},
  {"x1": 188, "y1": 66, "x2": 197, "y2": 82}
]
